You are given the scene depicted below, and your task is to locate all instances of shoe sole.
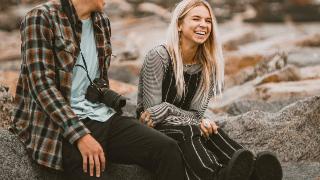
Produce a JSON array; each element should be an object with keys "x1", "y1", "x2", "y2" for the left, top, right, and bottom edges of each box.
[
  {"x1": 225, "y1": 149, "x2": 254, "y2": 180},
  {"x1": 255, "y1": 151, "x2": 283, "y2": 180}
]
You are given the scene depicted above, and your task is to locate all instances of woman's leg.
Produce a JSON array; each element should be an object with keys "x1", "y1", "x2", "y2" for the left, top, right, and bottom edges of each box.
[
  {"x1": 156, "y1": 124, "x2": 223, "y2": 180},
  {"x1": 204, "y1": 128, "x2": 244, "y2": 165}
]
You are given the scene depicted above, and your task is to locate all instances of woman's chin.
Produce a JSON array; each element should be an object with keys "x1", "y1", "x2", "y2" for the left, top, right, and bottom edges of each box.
[{"x1": 193, "y1": 39, "x2": 207, "y2": 45}]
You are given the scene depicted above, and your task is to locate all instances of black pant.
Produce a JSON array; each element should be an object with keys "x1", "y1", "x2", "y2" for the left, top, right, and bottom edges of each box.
[
  {"x1": 62, "y1": 115, "x2": 185, "y2": 180},
  {"x1": 156, "y1": 125, "x2": 244, "y2": 180}
]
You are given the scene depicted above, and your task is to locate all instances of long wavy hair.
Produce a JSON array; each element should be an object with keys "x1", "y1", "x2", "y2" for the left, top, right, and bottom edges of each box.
[{"x1": 166, "y1": 0, "x2": 224, "y2": 98}]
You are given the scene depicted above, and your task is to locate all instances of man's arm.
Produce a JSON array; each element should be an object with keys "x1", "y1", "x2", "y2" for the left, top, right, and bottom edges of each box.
[{"x1": 21, "y1": 9, "x2": 89, "y2": 144}]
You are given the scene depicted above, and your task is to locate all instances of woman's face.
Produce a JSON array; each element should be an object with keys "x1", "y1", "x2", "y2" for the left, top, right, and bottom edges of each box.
[{"x1": 179, "y1": 5, "x2": 212, "y2": 46}]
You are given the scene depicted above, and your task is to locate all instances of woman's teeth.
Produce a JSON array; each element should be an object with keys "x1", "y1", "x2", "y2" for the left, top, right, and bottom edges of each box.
[{"x1": 195, "y1": 31, "x2": 206, "y2": 35}]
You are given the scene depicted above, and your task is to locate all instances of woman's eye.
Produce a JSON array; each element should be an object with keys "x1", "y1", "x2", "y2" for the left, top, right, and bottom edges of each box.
[{"x1": 206, "y1": 20, "x2": 212, "y2": 23}]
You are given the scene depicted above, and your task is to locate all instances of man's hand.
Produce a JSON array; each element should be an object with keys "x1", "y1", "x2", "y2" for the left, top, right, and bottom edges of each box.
[
  {"x1": 200, "y1": 119, "x2": 219, "y2": 138},
  {"x1": 77, "y1": 134, "x2": 106, "y2": 177},
  {"x1": 139, "y1": 111, "x2": 154, "y2": 128}
]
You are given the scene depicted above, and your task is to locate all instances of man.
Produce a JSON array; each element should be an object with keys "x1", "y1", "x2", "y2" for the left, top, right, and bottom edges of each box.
[{"x1": 11, "y1": 0, "x2": 185, "y2": 179}]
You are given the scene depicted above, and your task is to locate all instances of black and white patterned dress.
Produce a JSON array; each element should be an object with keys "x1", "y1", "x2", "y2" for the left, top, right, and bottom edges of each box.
[{"x1": 137, "y1": 45, "x2": 245, "y2": 180}]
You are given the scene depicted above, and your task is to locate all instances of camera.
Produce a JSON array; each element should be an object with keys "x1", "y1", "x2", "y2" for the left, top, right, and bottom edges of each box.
[{"x1": 85, "y1": 78, "x2": 127, "y2": 113}]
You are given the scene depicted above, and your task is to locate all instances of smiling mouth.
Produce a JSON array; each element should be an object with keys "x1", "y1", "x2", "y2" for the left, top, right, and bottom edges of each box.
[{"x1": 195, "y1": 31, "x2": 206, "y2": 36}]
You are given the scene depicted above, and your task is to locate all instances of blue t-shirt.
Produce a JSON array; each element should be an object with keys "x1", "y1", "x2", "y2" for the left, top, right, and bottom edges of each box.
[{"x1": 70, "y1": 18, "x2": 115, "y2": 122}]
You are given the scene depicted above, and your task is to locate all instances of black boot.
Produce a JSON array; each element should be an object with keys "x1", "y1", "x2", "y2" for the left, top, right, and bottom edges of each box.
[
  {"x1": 217, "y1": 149, "x2": 254, "y2": 180},
  {"x1": 250, "y1": 151, "x2": 283, "y2": 180}
]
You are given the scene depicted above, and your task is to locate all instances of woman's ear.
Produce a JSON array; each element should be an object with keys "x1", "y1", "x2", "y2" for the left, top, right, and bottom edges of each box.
[
  {"x1": 178, "y1": 25, "x2": 182, "y2": 32},
  {"x1": 178, "y1": 20, "x2": 182, "y2": 32}
]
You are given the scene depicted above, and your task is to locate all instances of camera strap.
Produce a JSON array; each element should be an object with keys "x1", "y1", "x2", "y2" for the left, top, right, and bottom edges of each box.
[{"x1": 61, "y1": 0, "x2": 94, "y2": 85}]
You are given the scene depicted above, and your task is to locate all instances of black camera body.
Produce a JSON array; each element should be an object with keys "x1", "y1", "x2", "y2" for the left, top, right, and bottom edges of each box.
[{"x1": 85, "y1": 78, "x2": 126, "y2": 113}]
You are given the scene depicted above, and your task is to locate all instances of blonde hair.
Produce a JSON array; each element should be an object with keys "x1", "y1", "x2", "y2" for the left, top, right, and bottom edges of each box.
[{"x1": 166, "y1": 0, "x2": 224, "y2": 98}]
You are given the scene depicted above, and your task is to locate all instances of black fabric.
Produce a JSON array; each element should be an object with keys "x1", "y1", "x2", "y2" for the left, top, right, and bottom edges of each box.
[
  {"x1": 62, "y1": 115, "x2": 186, "y2": 180},
  {"x1": 162, "y1": 60, "x2": 202, "y2": 111},
  {"x1": 156, "y1": 124, "x2": 244, "y2": 180}
]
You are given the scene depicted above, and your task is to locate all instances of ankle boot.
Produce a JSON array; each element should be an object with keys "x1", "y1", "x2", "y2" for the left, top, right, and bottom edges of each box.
[
  {"x1": 250, "y1": 151, "x2": 283, "y2": 180},
  {"x1": 217, "y1": 149, "x2": 254, "y2": 180}
]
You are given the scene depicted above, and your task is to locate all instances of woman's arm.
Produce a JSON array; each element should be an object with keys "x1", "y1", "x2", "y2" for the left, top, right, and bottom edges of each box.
[{"x1": 140, "y1": 46, "x2": 214, "y2": 125}]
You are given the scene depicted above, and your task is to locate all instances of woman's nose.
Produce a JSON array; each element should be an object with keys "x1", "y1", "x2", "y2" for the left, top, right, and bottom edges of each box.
[{"x1": 199, "y1": 19, "x2": 207, "y2": 28}]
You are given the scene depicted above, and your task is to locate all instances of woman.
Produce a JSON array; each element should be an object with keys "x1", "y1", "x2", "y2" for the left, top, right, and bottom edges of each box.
[{"x1": 137, "y1": 0, "x2": 283, "y2": 180}]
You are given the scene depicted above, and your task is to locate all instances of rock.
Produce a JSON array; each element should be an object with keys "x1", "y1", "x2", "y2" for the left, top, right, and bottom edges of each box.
[
  {"x1": 208, "y1": 80, "x2": 257, "y2": 113},
  {"x1": 220, "y1": 95, "x2": 320, "y2": 162},
  {"x1": 299, "y1": 65, "x2": 320, "y2": 80},
  {"x1": 226, "y1": 98, "x2": 301, "y2": 116},
  {"x1": 0, "y1": 5, "x2": 33, "y2": 31},
  {"x1": 209, "y1": 74, "x2": 320, "y2": 112},
  {"x1": 224, "y1": 51, "x2": 287, "y2": 88},
  {"x1": 110, "y1": 16, "x2": 167, "y2": 64},
  {"x1": 105, "y1": 0, "x2": 134, "y2": 18},
  {"x1": 137, "y1": 2, "x2": 171, "y2": 21},
  {"x1": 0, "y1": 0, "x2": 19, "y2": 11},
  {"x1": 282, "y1": 162, "x2": 320, "y2": 180},
  {"x1": 256, "y1": 64, "x2": 300, "y2": 85},
  {"x1": 109, "y1": 79, "x2": 138, "y2": 96},
  {"x1": 0, "y1": 128, "x2": 153, "y2": 180},
  {"x1": 114, "y1": 43, "x2": 140, "y2": 62},
  {"x1": 0, "y1": 70, "x2": 19, "y2": 95},
  {"x1": 285, "y1": 2, "x2": 320, "y2": 22},
  {"x1": 244, "y1": 1, "x2": 286, "y2": 22},
  {"x1": 295, "y1": 33, "x2": 320, "y2": 47},
  {"x1": 0, "y1": 128, "x2": 63, "y2": 180},
  {"x1": 224, "y1": 52, "x2": 265, "y2": 76},
  {"x1": 254, "y1": 79, "x2": 320, "y2": 101},
  {"x1": 287, "y1": 48, "x2": 320, "y2": 67},
  {"x1": 245, "y1": 0, "x2": 320, "y2": 22},
  {"x1": 20, "y1": 0, "x2": 45, "y2": 4},
  {"x1": 0, "y1": 59, "x2": 21, "y2": 71},
  {"x1": 244, "y1": 51, "x2": 287, "y2": 82},
  {"x1": 0, "y1": 30, "x2": 20, "y2": 62},
  {"x1": 122, "y1": 97, "x2": 138, "y2": 118},
  {"x1": 108, "y1": 63, "x2": 140, "y2": 85},
  {"x1": 0, "y1": 85, "x2": 14, "y2": 128},
  {"x1": 222, "y1": 25, "x2": 257, "y2": 51},
  {"x1": 126, "y1": 0, "x2": 180, "y2": 9}
]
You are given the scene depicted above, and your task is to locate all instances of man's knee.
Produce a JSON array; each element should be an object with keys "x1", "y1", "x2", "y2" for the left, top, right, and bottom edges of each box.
[{"x1": 157, "y1": 137, "x2": 181, "y2": 157}]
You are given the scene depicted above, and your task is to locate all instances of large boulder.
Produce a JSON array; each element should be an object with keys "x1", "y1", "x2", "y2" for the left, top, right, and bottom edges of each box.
[
  {"x1": 226, "y1": 98, "x2": 301, "y2": 116},
  {"x1": 1, "y1": 80, "x2": 320, "y2": 179},
  {"x1": 0, "y1": 85, "x2": 14, "y2": 128},
  {"x1": 0, "y1": 128, "x2": 153, "y2": 180},
  {"x1": 218, "y1": 95, "x2": 320, "y2": 163}
]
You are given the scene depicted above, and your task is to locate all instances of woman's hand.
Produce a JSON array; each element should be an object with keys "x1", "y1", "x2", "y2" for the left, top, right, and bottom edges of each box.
[
  {"x1": 200, "y1": 119, "x2": 219, "y2": 138},
  {"x1": 139, "y1": 111, "x2": 154, "y2": 128}
]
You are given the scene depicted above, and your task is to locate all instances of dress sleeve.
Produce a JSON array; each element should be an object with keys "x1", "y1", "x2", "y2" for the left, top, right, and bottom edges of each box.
[{"x1": 140, "y1": 46, "x2": 214, "y2": 125}]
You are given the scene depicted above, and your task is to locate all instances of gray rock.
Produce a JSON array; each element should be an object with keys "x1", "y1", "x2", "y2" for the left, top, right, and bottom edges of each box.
[
  {"x1": 0, "y1": 0, "x2": 19, "y2": 11},
  {"x1": 287, "y1": 48, "x2": 320, "y2": 67},
  {"x1": 0, "y1": 5, "x2": 33, "y2": 31},
  {"x1": 121, "y1": 97, "x2": 138, "y2": 118},
  {"x1": 226, "y1": 98, "x2": 301, "y2": 116},
  {"x1": 0, "y1": 85, "x2": 14, "y2": 128},
  {"x1": 221, "y1": 96, "x2": 320, "y2": 162},
  {"x1": 0, "y1": 128, "x2": 153, "y2": 180},
  {"x1": 108, "y1": 65, "x2": 139, "y2": 85},
  {"x1": 0, "y1": 128, "x2": 63, "y2": 180},
  {"x1": 282, "y1": 162, "x2": 320, "y2": 180}
]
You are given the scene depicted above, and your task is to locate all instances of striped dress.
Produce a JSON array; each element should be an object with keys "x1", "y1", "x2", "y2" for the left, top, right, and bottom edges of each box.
[
  {"x1": 137, "y1": 45, "x2": 245, "y2": 180},
  {"x1": 137, "y1": 45, "x2": 213, "y2": 125}
]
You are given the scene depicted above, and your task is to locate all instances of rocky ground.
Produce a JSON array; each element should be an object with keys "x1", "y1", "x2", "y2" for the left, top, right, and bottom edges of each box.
[{"x1": 0, "y1": 0, "x2": 319, "y2": 179}]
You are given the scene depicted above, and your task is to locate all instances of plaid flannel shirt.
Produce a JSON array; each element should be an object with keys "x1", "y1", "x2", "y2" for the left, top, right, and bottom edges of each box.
[{"x1": 11, "y1": 0, "x2": 112, "y2": 170}]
